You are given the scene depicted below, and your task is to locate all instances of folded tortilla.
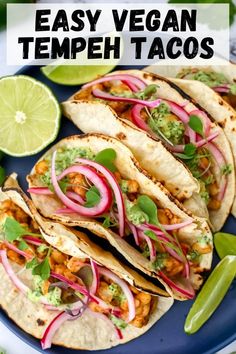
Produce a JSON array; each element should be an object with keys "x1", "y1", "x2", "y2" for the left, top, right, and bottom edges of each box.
[
  {"x1": 27, "y1": 133, "x2": 213, "y2": 300},
  {"x1": 0, "y1": 174, "x2": 173, "y2": 350},
  {"x1": 145, "y1": 63, "x2": 236, "y2": 218},
  {"x1": 62, "y1": 70, "x2": 235, "y2": 231}
]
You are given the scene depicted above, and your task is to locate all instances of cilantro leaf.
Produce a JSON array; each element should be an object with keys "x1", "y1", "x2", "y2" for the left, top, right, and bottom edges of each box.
[
  {"x1": 84, "y1": 186, "x2": 101, "y2": 207},
  {"x1": 137, "y1": 195, "x2": 159, "y2": 226},
  {"x1": 3, "y1": 217, "x2": 41, "y2": 242},
  {"x1": 95, "y1": 148, "x2": 117, "y2": 172},
  {"x1": 32, "y1": 257, "x2": 50, "y2": 280},
  {"x1": 3, "y1": 217, "x2": 29, "y2": 242},
  {"x1": 189, "y1": 115, "x2": 203, "y2": 136}
]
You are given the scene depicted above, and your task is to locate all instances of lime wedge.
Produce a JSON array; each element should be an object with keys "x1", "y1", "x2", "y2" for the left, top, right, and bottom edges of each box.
[
  {"x1": 41, "y1": 65, "x2": 115, "y2": 86},
  {"x1": 0, "y1": 75, "x2": 60, "y2": 157}
]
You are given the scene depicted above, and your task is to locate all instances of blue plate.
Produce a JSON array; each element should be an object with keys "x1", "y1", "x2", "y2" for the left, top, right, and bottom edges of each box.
[{"x1": 1, "y1": 65, "x2": 236, "y2": 354}]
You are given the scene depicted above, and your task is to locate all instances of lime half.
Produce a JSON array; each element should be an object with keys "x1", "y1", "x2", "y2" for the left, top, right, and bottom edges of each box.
[
  {"x1": 41, "y1": 65, "x2": 115, "y2": 86},
  {"x1": 0, "y1": 75, "x2": 60, "y2": 156}
]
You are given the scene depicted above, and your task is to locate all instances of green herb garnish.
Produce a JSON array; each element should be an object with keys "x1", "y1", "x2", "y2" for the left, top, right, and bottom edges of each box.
[
  {"x1": 188, "y1": 115, "x2": 203, "y2": 136},
  {"x1": 95, "y1": 148, "x2": 117, "y2": 172},
  {"x1": 84, "y1": 186, "x2": 101, "y2": 207},
  {"x1": 3, "y1": 217, "x2": 41, "y2": 243},
  {"x1": 137, "y1": 195, "x2": 158, "y2": 226}
]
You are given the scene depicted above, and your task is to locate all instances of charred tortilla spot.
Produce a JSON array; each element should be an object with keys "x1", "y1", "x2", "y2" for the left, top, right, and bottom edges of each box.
[
  {"x1": 218, "y1": 99, "x2": 223, "y2": 106},
  {"x1": 116, "y1": 132, "x2": 126, "y2": 140},
  {"x1": 218, "y1": 120, "x2": 226, "y2": 128},
  {"x1": 230, "y1": 115, "x2": 235, "y2": 120},
  {"x1": 37, "y1": 318, "x2": 45, "y2": 326}
]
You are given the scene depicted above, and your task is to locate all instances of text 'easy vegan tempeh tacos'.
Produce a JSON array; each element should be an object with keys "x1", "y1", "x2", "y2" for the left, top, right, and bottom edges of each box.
[
  {"x1": 27, "y1": 133, "x2": 213, "y2": 301},
  {"x1": 62, "y1": 70, "x2": 235, "y2": 231},
  {"x1": 0, "y1": 175, "x2": 173, "y2": 350}
]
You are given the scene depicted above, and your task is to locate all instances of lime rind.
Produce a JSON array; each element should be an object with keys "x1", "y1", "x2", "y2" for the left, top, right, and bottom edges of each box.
[
  {"x1": 0, "y1": 75, "x2": 61, "y2": 157},
  {"x1": 41, "y1": 65, "x2": 115, "y2": 86}
]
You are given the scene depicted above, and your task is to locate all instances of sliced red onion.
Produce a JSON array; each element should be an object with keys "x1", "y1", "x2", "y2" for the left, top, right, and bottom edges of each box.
[
  {"x1": 90, "y1": 259, "x2": 99, "y2": 295},
  {"x1": 189, "y1": 109, "x2": 211, "y2": 137},
  {"x1": 127, "y1": 222, "x2": 140, "y2": 246},
  {"x1": 98, "y1": 266, "x2": 135, "y2": 322},
  {"x1": 131, "y1": 104, "x2": 151, "y2": 131},
  {"x1": 27, "y1": 187, "x2": 54, "y2": 195},
  {"x1": 76, "y1": 158, "x2": 125, "y2": 237},
  {"x1": 51, "y1": 152, "x2": 112, "y2": 216},
  {"x1": 23, "y1": 236, "x2": 43, "y2": 246},
  {"x1": 50, "y1": 271, "x2": 96, "y2": 301},
  {"x1": 207, "y1": 142, "x2": 227, "y2": 201},
  {"x1": 41, "y1": 311, "x2": 73, "y2": 349},
  {"x1": 159, "y1": 271, "x2": 195, "y2": 299},
  {"x1": 183, "y1": 261, "x2": 190, "y2": 279},
  {"x1": 82, "y1": 73, "x2": 146, "y2": 91},
  {"x1": 66, "y1": 191, "x2": 85, "y2": 205},
  {"x1": 139, "y1": 225, "x2": 185, "y2": 264},
  {"x1": 170, "y1": 131, "x2": 219, "y2": 153},
  {"x1": 163, "y1": 99, "x2": 189, "y2": 124},
  {"x1": 86, "y1": 308, "x2": 123, "y2": 339},
  {"x1": 92, "y1": 88, "x2": 162, "y2": 109},
  {"x1": 213, "y1": 86, "x2": 230, "y2": 93},
  {"x1": 144, "y1": 233, "x2": 156, "y2": 261},
  {"x1": 0, "y1": 250, "x2": 29, "y2": 294},
  {"x1": 4, "y1": 241, "x2": 32, "y2": 259},
  {"x1": 144, "y1": 219, "x2": 193, "y2": 231}
]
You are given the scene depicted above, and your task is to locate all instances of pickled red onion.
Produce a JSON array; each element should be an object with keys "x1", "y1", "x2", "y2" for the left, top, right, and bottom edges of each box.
[
  {"x1": 76, "y1": 158, "x2": 125, "y2": 237},
  {"x1": 92, "y1": 88, "x2": 162, "y2": 108},
  {"x1": 0, "y1": 250, "x2": 29, "y2": 294},
  {"x1": 98, "y1": 266, "x2": 136, "y2": 322},
  {"x1": 82, "y1": 74, "x2": 146, "y2": 92},
  {"x1": 51, "y1": 152, "x2": 112, "y2": 216}
]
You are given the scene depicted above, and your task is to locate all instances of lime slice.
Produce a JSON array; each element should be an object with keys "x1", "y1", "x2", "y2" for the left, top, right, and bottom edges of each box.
[
  {"x1": 41, "y1": 65, "x2": 115, "y2": 86},
  {"x1": 0, "y1": 75, "x2": 60, "y2": 157}
]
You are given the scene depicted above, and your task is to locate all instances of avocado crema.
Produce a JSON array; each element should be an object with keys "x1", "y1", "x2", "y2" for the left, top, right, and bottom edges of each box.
[
  {"x1": 36, "y1": 146, "x2": 212, "y2": 286},
  {"x1": 176, "y1": 68, "x2": 236, "y2": 110},
  {"x1": 0, "y1": 198, "x2": 155, "y2": 329},
  {"x1": 74, "y1": 79, "x2": 232, "y2": 211}
]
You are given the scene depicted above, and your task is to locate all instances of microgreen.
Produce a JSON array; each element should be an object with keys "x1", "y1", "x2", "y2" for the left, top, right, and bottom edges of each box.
[
  {"x1": 26, "y1": 247, "x2": 51, "y2": 280},
  {"x1": 95, "y1": 148, "x2": 117, "y2": 172},
  {"x1": 188, "y1": 115, "x2": 203, "y2": 136},
  {"x1": 102, "y1": 215, "x2": 118, "y2": 228},
  {"x1": 84, "y1": 186, "x2": 101, "y2": 207},
  {"x1": 3, "y1": 217, "x2": 41, "y2": 243},
  {"x1": 137, "y1": 195, "x2": 159, "y2": 226}
]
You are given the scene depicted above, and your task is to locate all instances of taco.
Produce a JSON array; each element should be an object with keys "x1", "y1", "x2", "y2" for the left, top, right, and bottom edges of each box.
[
  {"x1": 0, "y1": 174, "x2": 173, "y2": 350},
  {"x1": 61, "y1": 70, "x2": 235, "y2": 231},
  {"x1": 27, "y1": 133, "x2": 213, "y2": 300},
  {"x1": 145, "y1": 64, "x2": 236, "y2": 218}
]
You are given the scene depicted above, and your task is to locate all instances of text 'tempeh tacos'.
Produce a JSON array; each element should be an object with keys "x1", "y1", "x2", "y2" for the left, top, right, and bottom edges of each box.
[
  {"x1": 27, "y1": 133, "x2": 213, "y2": 300},
  {"x1": 0, "y1": 174, "x2": 173, "y2": 350}
]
